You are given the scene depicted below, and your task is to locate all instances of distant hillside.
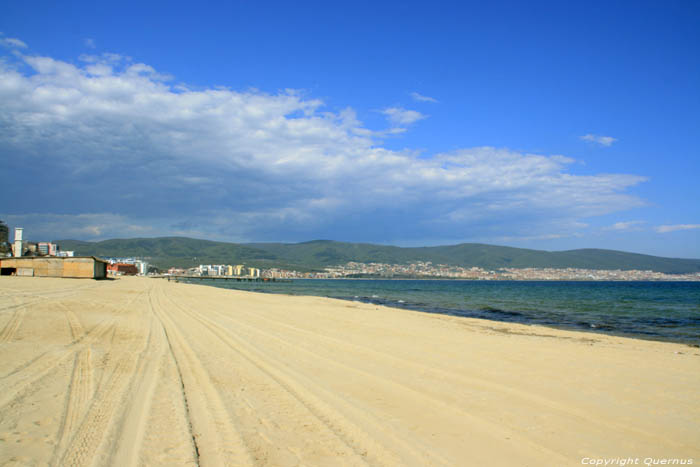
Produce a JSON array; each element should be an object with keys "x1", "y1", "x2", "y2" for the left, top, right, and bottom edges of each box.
[
  {"x1": 56, "y1": 237, "x2": 700, "y2": 274},
  {"x1": 57, "y1": 237, "x2": 295, "y2": 270}
]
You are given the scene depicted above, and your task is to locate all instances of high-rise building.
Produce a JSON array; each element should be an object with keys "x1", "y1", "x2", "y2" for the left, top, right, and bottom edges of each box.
[
  {"x1": 136, "y1": 261, "x2": 149, "y2": 275},
  {"x1": 0, "y1": 221, "x2": 8, "y2": 244},
  {"x1": 13, "y1": 228, "x2": 23, "y2": 258},
  {"x1": 37, "y1": 242, "x2": 61, "y2": 256},
  {"x1": 0, "y1": 221, "x2": 9, "y2": 256}
]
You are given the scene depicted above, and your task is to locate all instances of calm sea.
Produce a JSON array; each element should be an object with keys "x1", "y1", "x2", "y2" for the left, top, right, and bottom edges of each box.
[{"x1": 182, "y1": 279, "x2": 700, "y2": 345}]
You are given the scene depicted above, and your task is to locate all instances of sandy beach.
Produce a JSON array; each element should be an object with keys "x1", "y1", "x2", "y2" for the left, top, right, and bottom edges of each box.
[{"x1": 0, "y1": 276, "x2": 697, "y2": 466}]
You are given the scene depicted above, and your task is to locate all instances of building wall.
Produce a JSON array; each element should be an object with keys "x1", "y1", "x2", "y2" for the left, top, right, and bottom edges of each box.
[
  {"x1": 94, "y1": 260, "x2": 107, "y2": 279},
  {"x1": 63, "y1": 259, "x2": 100, "y2": 278},
  {"x1": 0, "y1": 257, "x2": 107, "y2": 279}
]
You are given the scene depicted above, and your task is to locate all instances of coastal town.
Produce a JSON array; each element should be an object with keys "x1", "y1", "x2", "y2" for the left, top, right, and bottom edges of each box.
[
  {"x1": 260, "y1": 261, "x2": 700, "y2": 281},
  {"x1": 165, "y1": 259, "x2": 700, "y2": 282}
]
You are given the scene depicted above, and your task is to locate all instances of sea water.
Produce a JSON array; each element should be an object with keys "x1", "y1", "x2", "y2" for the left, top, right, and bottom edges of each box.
[{"x1": 184, "y1": 279, "x2": 700, "y2": 345}]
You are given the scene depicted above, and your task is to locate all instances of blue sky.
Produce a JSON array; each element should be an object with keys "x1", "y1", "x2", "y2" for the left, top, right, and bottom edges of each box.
[{"x1": 1, "y1": 0, "x2": 699, "y2": 258}]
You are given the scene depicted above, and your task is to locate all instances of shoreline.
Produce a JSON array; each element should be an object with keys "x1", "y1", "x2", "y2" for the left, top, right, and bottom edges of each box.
[
  {"x1": 177, "y1": 276, "x2": 700, "y2": 347},
  {"x1": 1, "y1": 276, "x2": 698, "y2": 465}
]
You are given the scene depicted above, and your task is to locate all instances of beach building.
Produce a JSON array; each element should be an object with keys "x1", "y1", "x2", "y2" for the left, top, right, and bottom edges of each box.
[
  {"x1": 107, "y1": 263, "x2": 138, "y2": 276},
  {"x1": 0, "y1": 256, "x2": 108, "y2": 279}
]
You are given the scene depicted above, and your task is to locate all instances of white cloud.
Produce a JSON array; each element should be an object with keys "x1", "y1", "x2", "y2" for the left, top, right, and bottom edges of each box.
[
  {"x1": 410, "y1": 92, "x2": 438, "y2": 103},
  {"x1": 84, "y1": 38, "x2": 96, "y2": 49},
  {"x1": 604, "y1": 221, "x2": 645, "y2": 231},
  {"x1": 581, "y1": 134, "x2": 617, "y2": 147},
  {"x1": 0, "y1": 37, "x2": 28, "y2": 49},
  {"x1": 655, "y1": 224, "x2": 700, "y2": 233},
  {"x1": 0, "y1": 47, "x2": 648, "y2": 243},
  {"x1": 381, "y1": 107, "x2": 427, "y2": 125}
]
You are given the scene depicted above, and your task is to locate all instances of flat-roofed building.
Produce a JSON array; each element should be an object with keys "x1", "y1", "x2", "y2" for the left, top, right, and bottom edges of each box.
[
  {"x1": 0, "y1": 256, "x2": 108, "y2": 279},
  {"x1": 107, "y1": 263, "x2": 138, "y2": 276}
]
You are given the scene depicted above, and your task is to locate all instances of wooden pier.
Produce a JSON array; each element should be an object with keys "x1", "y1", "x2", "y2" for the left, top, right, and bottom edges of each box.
[{"x1": 157, "y1": 275, "x2": 288, "y2": 283}]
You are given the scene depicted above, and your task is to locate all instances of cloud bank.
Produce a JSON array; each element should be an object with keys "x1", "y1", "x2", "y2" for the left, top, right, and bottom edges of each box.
[{"x1": 0, "y1": 48, "x2": 647, "y2": 243}]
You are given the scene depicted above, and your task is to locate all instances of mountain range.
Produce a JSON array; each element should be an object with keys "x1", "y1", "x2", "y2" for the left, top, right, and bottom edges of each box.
[{"x1": 56, "y1": 237, "x2": 700, "y2": 274}]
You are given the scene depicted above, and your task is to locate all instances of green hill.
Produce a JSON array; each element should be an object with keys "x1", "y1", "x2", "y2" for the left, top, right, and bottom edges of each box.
[{"x1": 56, "y1": 237, "x2": 700, "y2": 274}]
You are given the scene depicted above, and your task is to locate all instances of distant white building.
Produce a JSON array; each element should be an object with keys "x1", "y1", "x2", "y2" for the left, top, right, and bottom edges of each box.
[
  {"x1": 136, "y1": 261, "x2": 149, "y2": 275},
  {"x1": 13, "y1": 228, "x2": 23, "y2": 258}
]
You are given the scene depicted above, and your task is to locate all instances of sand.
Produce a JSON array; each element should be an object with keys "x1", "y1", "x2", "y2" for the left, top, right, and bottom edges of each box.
[{"x1": 0, "y1": 276, "x2": 697, "y2": 466}]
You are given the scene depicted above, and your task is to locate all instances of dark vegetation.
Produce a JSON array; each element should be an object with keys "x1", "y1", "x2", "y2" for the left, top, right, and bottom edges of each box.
[{"x1": 56, "y1": 237, "x2": 700, "y2": 274}]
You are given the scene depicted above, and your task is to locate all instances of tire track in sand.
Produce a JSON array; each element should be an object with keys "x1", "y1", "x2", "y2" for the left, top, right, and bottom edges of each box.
[
  {"x1": 0, "y1": 289, "x2": 150, "y2": 409},
  {"x1": 160, "y1": 286, "x2": 422, "y2": 467},
  {"x1": 158, "y1": 286, "x2": 371, "y2": 466},
  {"x1": 109, "y1": 290, "x2": 183, "y2": 467},
  {"x1": 56, "y1": 301, "x2": 85, "y2": 342},
  {"x1": 59, "y1": 298, "x2": 152, "y2": 467},
  {"x1": 0, "y1": 315, "x2": 116, "y2": 410},
  {"x1": 52, "y1": 349, "x2": 93, "y2": 464},
  {"x1": 0, "y1": 307, "x2": 26, "y2": 343},
  {"x1": 0, "y1": 283, "x2": 99, "y2": 313},
  {"x1": 150, "y1": 285, "x2": 254, "y2": 467},
  {"x1": 60, "y1": 356, "x2": 136, "y2": 466}
]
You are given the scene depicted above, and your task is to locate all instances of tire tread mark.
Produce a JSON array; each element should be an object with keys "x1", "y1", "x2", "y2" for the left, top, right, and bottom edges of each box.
[
  {"x1": 60, "y1": 300, "x2": 151, "y2": 467},
  {"x1": 109, "y1": 292, "x2": 170, "y2": 467},
  {"x1": 151, "y1": 284, "x2": 253, "y2": 467},
  {"x1": 0, "y1": 307, "x2": 26, "y2": 342},
  {"x1": 161, "y1": 288, "x2": 414, "y2": 467},
  {"x1": 56, "y1": 302, "x2": 86, "y2": 342},
  {"x1": 0, "y1": 283, "x2": 99, "y2": 313},
  {"x1": 0, "y1": 288, "x2": 150, "y2": 405},
  {"x1": 0, "y1": 317, "x2": 116, "y2": 410},
  {"x1": 60, "y1": 355, "x2": 135, "y2": 466},
  {"x1": 52, "y1": 349, "x2": 92, "y2": 465}
]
